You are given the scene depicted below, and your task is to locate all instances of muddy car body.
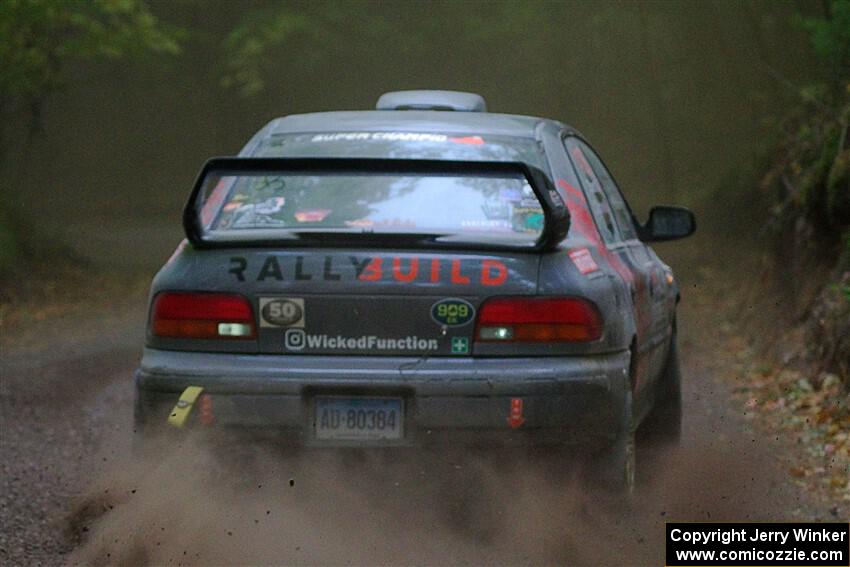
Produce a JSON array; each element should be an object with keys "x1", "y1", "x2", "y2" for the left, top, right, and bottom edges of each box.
[{"x1": 135, "y1": 91, "x2": 695, "y2": 489}]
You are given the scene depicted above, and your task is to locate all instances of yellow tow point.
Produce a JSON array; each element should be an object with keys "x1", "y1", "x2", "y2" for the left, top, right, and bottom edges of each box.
[{"x1": 167, "y1": 386, "x2": 204, "y2": 428}]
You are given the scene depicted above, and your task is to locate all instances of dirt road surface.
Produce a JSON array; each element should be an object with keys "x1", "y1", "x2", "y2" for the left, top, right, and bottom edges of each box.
[{"x1": 0, "y1": 269, "x2": 841, "y2": 566}]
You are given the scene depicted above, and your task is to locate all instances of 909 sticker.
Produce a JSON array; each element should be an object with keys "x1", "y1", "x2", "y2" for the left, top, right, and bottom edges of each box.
[{"x1": 431, "y1": 298, "x2": 475, "y2": 327}]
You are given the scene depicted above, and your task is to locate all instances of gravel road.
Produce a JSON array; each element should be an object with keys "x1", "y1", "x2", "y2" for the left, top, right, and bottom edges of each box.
[{"x1": 0, "y1": 285, "x2": 842, "y2": 566}]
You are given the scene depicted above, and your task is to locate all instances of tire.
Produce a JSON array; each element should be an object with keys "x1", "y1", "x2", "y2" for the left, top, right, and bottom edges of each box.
[
  {"x1": 584, "y1": 389, "x2": 636, "y2": 496},
  {"x1": 639, "y1": 332, "x2": 683, "y2": 446}
]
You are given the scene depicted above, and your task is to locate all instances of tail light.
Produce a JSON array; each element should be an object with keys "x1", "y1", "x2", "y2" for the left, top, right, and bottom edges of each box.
[
  {"x1": 476, "y1": 296, "x2": 602, "y2": 342},
  {"x1": 151, "y1": 292, "x2": 256, "y2": 339}
]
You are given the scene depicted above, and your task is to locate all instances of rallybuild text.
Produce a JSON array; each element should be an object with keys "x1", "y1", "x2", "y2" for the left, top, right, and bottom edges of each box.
[{"x1": 666, "y1": 523, "x2": 849, "y2": 567}]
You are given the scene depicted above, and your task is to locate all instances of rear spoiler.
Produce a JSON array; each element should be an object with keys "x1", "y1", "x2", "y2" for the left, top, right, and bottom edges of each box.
[{"x1": 183, "y1": 157, "x2": 570, "y2": 251}]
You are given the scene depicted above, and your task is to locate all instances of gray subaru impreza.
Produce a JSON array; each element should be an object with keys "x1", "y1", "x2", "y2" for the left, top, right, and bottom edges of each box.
[{"x1": 135, "y1": 90, "x2": 695, "y2": 491}]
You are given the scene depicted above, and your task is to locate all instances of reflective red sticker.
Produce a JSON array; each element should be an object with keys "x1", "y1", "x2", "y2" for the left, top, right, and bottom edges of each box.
[
  {"x1": 199, "y1": 394, "x2": 214, "y2": 426},
  {"x1": 569, "y1": 248, "x2": 599, "y2": 275},
  {"x1": 295, "y1": 209, "x2": 331, "y2": 222},
  {"x1": 507, "y1": 398, "x2": 525, "y2": 429},
  {"x1": 449, "y1": 135, "x2": 485, "y2": 145}
]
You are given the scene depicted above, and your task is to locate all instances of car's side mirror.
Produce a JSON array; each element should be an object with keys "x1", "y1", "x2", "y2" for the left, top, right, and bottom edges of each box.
[{"x1": 641, "y1": 206, "x2": 696, "y2": 242}]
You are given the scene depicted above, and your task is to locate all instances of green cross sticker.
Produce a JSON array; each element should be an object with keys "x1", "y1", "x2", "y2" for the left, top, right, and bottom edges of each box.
[{"x1": 450, "y1": 336, "x2": 469, "y2": 355}]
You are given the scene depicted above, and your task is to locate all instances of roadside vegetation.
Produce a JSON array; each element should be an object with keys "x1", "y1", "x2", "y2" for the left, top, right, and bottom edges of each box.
[
  {"x1": 720, "y1": 0, "x2": 850, "y2": 504},
  {"x1": 756, "y1": 0, "x2": 849, "y2": 378},
  {"x1": 0, "y1": 0, "x2": 180, "y2": 295}
]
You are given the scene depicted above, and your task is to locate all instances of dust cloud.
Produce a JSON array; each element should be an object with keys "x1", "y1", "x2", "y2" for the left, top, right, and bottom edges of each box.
[{"x1": 65, "y1": 426, "x2": 792, "y2": 566}]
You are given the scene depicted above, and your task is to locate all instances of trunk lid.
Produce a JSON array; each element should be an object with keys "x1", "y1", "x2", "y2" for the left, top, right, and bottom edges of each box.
[{"x1": 247, "y1": 249, "x2": 539, "y2": 356}]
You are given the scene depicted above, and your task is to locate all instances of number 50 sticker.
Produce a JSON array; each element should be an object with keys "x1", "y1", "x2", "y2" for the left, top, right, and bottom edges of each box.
[{"x1": 260, "y1": 297, "x2": 305, "y2": 328}]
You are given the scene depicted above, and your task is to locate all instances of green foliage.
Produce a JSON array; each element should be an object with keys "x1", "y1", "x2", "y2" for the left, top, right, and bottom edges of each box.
[
  {"x1": 216, "y1": 0, "x2": 562, "y2": 98},
  {"x1": 799, "y1": 0, "x2": 850, "y2": 85},
  {"x1": 0, "y1": 201, "x2": 18, "y2": 275},
  {"x1": 220, "y1": 7, "x2": 314, "y2": 97},
  {"x1": 0, "y1": 0, "x2": 182, "y2": 278},
  {"x1": 218, "y1": 2, "x2": 434, "y2": 98},
  {"x1": 762, "y1": 100, "x2": 849, "y2": 234},
  {"x1": 759, "y1": 1, "x2": 850, "y2": 240},
  {"x1": 0, "y1": 0, "x2": 181, "y2": 107}
]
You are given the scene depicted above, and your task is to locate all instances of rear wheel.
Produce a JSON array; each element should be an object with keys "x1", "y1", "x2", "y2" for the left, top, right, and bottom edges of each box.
[
  {"x1": 584, "y1": 389, "x2": 636, "y2": 496},
  {"x1": 639, "y1": 331, "x2": 683, "y2": 446}
]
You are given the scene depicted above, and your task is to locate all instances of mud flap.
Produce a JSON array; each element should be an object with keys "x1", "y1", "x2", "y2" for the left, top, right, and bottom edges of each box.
[
  {"x1": 582, "y1": 369, "x2": 635, "y2": 496},
  {"x1": 639, "y1": 331, "x2": 683, "y2": 446},
  {"x1": 167, "y1": 386, "x2": 204, "y2": 428}
]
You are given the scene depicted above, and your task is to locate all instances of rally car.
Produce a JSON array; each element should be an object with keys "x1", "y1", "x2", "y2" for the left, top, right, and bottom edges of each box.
[{"x1": 135, "y1": 90, "x2": 695, "y2": 492}]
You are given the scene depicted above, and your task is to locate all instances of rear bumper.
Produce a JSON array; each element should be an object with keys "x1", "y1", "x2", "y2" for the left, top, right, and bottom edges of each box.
[{"x1": 135, "y1": 347, "x2": 630, "y2": 447}]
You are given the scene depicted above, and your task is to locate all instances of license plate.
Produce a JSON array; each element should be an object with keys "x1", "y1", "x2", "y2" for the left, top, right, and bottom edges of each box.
[{"x1": 314, "y1": 397, "x2": 403, "y2": 441}]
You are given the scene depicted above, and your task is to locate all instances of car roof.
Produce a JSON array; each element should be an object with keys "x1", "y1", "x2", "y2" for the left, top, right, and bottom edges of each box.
[{"x1": 263, "y1": 110, "x2": 568, "y2": 139}]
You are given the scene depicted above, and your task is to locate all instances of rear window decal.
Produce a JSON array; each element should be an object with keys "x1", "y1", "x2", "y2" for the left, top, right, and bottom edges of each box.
[
  {"x1": 221, "y1": 196, "x2": 288, "y2": 229},
  {"x1": 345, "y1": 218, "x2": 374, "y2": 228},
  {"x1": 513, "y1": 208, "x2": 544, "y2": 233},
  {"x1": 257, "y1": 134, "x2": 544, "y2": 171},
  {"x1": 499, "y1": 188, "x2": 522, "y2": 201},
  {"x1": 200, "y1": 178, "x2": 231, "y2": 227},
  {"x1": 311, "y1": 132, "x2": 449, "y2": 143},
  {"x1": 309, "y1": 133, "x2": 485, "y2": 145},
  {"x1": 482, "y1": 194, "x2": 511, "y2": 220},
  {"x1": 344, "y1": 218, "x2": 417, "y2": 228},
  {"x1": 460, "y1": 219, "x2": 512, "y2": 231},
  {"x1": 295, "y1": 209, "x2": 331, "y2": 222},
  {"x1": 448, "y1": 136, "x2": 484, "y2": 145}
]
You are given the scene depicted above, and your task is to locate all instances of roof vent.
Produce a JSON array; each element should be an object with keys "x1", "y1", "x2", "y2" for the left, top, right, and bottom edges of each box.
[{"x1": 376, "y1": 90, "x2": 487, "y2": 112}]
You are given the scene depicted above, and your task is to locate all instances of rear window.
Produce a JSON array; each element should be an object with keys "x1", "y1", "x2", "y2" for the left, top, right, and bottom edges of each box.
[
  {"x1": 254, "y1": 132, "x2": 546, "y2": 166},
  {"x1": 191, "y1": 132, "x2": 551, "y2": 245},
  {"x1": 200, "y1": 170, "x2": 545, "y2": 244}
]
